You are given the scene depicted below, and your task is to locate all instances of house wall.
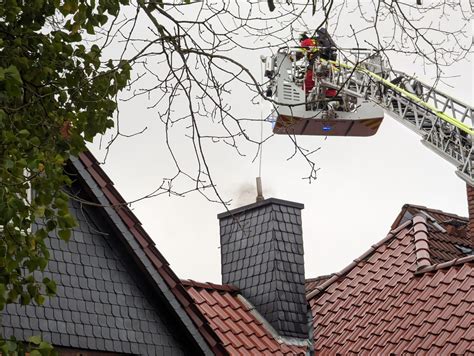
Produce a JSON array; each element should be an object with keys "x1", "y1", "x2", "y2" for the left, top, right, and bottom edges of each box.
[{"x1": 1, "y1": 194, "x2": 195, "y2": 356}]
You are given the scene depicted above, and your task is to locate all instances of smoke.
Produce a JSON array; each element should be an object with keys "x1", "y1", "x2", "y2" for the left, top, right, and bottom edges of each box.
[
  {"x1": 235, "y1": 183, "x2": 256, "y2": 206},
  {"x1": 234, "y1": 181, "x2": 274, "y2": 206}
]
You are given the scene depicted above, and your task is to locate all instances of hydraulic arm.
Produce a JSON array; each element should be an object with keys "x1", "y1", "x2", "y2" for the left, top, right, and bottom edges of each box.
[
  {"x1": 264, "y1": 49, "x2": 473, "y2": 185},
  {"x1": 329, "y1": 59, "x2": 473, "y2": 185}
]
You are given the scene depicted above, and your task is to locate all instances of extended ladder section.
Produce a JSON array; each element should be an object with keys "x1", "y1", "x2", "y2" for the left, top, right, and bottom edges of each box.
[
  {"x1": 264, "y1": 48, "x2": 473, "y2": 185},
  {"x1": 329, "y1": 59, "x2": 473, "y2": 185}
]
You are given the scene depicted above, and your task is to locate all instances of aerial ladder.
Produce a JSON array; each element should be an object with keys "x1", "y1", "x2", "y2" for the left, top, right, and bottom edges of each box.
[{"x1": 263, "y1": 47, "x2": 474, "y2": 186}]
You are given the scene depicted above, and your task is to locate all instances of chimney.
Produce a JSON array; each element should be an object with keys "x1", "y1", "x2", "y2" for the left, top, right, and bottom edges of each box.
[
  {"x1": 218, "y1": 198, "x2": 307, "y2": 339},
  {"x1": 467, "y1": 184, "x2": 474, "y2": 248}
]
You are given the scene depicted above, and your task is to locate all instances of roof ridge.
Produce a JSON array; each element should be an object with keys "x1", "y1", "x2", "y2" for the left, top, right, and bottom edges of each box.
[
  {"x1": 415, "y1": 255, "x2": 474, "y2": 274},
  {"x1": 307, "y1": 211, "x2": 474, "y2": 301},
  {"x1": 412, "y1": 215, "x2": 431, "y2": 269},
  {"x1": 392, "y1": 204, "x2": 468, "y2": 231},
  {"x1": 181, "y1": 279, "x2": 239, "y2": 293},
  {"x1": 404, "y1": 203, "x2": 468, "y2": 221},
  {"x1": 306, "y1": 220, "x2": 412, "y2": 301}
]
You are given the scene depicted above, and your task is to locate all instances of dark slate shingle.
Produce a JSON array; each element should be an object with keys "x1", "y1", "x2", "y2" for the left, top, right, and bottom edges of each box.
[
  {"x1": 0, "y1": 194, "x2": 192, "y2": 355},
  {"x1": 219, "y1": 198, "x2": 308, "y2": 339}
]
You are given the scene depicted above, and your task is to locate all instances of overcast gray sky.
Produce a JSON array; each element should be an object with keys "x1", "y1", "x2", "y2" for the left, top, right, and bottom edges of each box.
[{"x1": 89, "y1": 1, "x2": 473, "y2": 283}]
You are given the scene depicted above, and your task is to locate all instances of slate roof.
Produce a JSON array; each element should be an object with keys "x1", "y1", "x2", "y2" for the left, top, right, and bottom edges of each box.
[
  {"x1": 1, "y1": 152, "x2": 226, "y2": 355},
  {"x1": 307, "y1": 205, "x2": 474, "y2": 354},
  {"x1": 70, "y1": 152, "x2": 225, "y2": 355},
  {"x1": 182, "y1": 280, "x2": 308, "y2": 355},
  {"x1": 2, "y1": 196, "x2": 191, "y2": 355}
]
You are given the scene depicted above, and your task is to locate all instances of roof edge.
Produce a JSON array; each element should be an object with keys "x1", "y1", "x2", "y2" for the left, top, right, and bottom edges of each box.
[
  {"x1": 217, "y1": 197, "x2": 304, "y2": 219},
  {"x1": 391, "y1": 203, "x2": 468, "y2": 231},
  {"x1": 181, "y1": 279, "x2": 239, "y2": 293},
  {"x1": 306, "y1": 219, "x2": 413, "y2": 300}
]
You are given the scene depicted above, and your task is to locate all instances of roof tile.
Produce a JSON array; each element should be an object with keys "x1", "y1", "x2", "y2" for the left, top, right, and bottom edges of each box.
[
  {"x1": 199, "y1": 302, "x2": 220, "y2": 319},
  {"x1": 186, "y1": 287, "x2": 206, "y2": 305},
  {"x1": 222, "y1": 292, "x2": 243, "y2": 310},
  {"x1": 307, "y1": 205, "x2": 473, "y2": 354},
  {"x1": 198, "y1": 288, "x2": 218, "y2": 307},
  {"x1": 210, "y1": 316, "x2": 231, "y2": 333},
  {"x1": 222, "y1": 330, "x2": 244, "y2": 349},
  {"x1": 209, "y1": 290, "x2": 232, "y2": 309},
  {"x1": 184, "y1": 283, "x2": 307, "y2": 355}
]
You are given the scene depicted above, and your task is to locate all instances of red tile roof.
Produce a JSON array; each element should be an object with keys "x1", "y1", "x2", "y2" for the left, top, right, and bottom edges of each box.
[
  {"x1": 393, "y1": 204, "x2": 471, "y2": 263},
  {"x1": 307, "y1": 205, "x2": 474, "y2": 354},
  {"x1": 182, "y1": 280, "x2": 308, "y2": 355},
  {"x1": 76, "y1": 152, "x2": 226, "y2": 355},
  {"x1": 76, "y1": 152, "x2": 473, "y2": 354}
]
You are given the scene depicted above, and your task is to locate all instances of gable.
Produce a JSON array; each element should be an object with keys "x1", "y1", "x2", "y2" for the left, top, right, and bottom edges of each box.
[
  {"x1": 69, "y1": 153, "x2": 223, "y2": 355},
  {"x1": 0, "y1": 153, "x2": 224, "y2": 355},
  {"x1": 1, "y1": 184, "x2": 196, "y2": 355}
]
